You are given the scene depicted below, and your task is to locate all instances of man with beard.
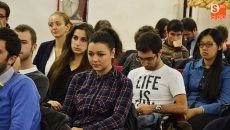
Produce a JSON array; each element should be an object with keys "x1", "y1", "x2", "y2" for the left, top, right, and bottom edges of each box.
[
  {"x1": 0, "y1": 27, "x2": 41, "y2": 129},
  {"x1": 128, "y1": 32, "x2": 187, "y2": 117},
  {"x1": 13, "y1": 24, "x2": 49, "y2": 103}
]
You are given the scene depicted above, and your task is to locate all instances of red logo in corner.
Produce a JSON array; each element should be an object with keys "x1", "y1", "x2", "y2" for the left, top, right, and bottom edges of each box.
[{"x1": 211, "y1": 4, "x2": 226, "y2": 20}]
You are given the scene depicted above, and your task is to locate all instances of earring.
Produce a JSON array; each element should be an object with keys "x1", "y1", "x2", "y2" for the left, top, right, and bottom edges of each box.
[{"x1": 66, "y1": 30, "x2": 69, "y2": 32}]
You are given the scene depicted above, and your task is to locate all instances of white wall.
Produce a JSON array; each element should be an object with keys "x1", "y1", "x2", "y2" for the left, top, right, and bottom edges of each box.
[
  {"x1": 3, "y1": 0, "x2": 230, "y2": 52},
  {"x1": 88, "y1": 0, "x2": 181, "y2": 50},
  {"x1": 2, "y1": 0, "x2": 57, "y2": 57}
]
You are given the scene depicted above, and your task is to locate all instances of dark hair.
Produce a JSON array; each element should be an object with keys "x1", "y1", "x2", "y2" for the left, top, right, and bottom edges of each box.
[
  {"x1": 167, "y1": 19, "x2": 183, "y2": 32},
  {"x1": 0, "y1": 27, "x2": 21, "y2": 60},
  {"x1": 94, "y1": 19, "x2": 112, "y2": 32},
  {"x1": 155, "y1": 18, "x2": 169, "y2": 38},
  {"x1": 136, "y1": 32, "x2": 162, "y2": 54},
  {"x1": 0, "y1": 1, "x2": 10, "y2": 18},
  {"x1": 197, "y1": 28, "x2": 223, "y2": 103},
  {"x1": 48, "y1": 23, "x2": 94, "y2": 93},
  {"x1": 181, "y1": 18, "x2": 197, "y2": 32},
  {"x1": 14, "y1": 24, "x2": 37, "y2": 44},
  {"x1": 214, "y1": 25, "x2": 228, "y2": 42},
  {"x1": 89, "y1": 27, "x2": 123, "y2": 60},
  {"x1": 134, "y1": 25, "x2": 159, "y2": 43}
]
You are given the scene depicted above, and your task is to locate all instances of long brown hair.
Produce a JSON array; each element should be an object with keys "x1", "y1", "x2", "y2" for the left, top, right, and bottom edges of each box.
[{"x1": 48, "y1": 23, "x2": 94, "y2": 93}]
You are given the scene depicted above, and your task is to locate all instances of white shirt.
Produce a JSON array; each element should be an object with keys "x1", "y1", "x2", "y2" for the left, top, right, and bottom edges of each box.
[
  {"x1": 45, "y1": 47, "x2": 55, "y2": 76},
  {"x1": 128, "y1": 65, "x2": 186, "y2": 107},
  {"x1": 19, "y1": 65, "x2": 38, "y2": 74},
  {"x1": 189, "y1": 32, "x2": 200, "y2": 58}
]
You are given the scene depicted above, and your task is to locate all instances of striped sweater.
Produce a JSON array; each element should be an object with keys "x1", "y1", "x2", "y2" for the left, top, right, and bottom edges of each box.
[{"x1": 162, "y1": 39, "x2": 189, "y2": 60}]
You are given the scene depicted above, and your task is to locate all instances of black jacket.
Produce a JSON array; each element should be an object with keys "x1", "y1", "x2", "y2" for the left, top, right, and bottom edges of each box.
[
  {"x1": 40, "y1": 106, "x2": 70, "y2": 130},
  {"x1": 33, "y1": 40, "x2": 55, "y2": 74}
]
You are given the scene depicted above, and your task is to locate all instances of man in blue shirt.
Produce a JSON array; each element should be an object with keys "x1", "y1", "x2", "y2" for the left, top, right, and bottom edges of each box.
[{"x1": 0, "y1": 27, "x2": 41, "y2": 130}]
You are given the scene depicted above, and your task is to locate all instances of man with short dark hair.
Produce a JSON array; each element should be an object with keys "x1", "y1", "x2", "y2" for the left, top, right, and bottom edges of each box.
[
  {"x1": 162, "y1": 19, "x2": 189, "y2": 60},
  {"x1": 181, "y1": 17, "x2": 200, "y2": 58},
  {"x1": 0, "y1": 27, "x2": 41, "y2": 130},
  {"x1": 14, "y1": 24, "x2": 49, "y2": 103},
  {"x1": 0, "y1": 1, "x2": 10, "y2": 27},
  {"x1": 128, "y1": 32, "x2": 187, "y2": 116},
  {"x1": 214, "y1": 25, "x2": 230, "y2": 63}
]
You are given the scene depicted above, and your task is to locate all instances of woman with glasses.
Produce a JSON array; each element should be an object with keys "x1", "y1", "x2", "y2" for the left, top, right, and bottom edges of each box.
[
  {"x1": 61, "y1": 27, "x2": 133, "y2": 129},
  {"x1": 43, "y1": 23, "x2": 94, "y2": 111},
  {"x1": 182, "y1": 28, "x2": 230, "y2": 130}
]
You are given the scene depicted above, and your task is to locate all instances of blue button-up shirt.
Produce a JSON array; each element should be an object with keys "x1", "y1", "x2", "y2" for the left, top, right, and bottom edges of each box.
[{"x1": 182, "y1": 59, "x2": 230, "y2": 114}]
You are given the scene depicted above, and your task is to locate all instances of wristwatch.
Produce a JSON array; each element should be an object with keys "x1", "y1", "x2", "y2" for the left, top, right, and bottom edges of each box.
[{"x1": 155, "y1": 105, "x2": 162, "y2": 113}]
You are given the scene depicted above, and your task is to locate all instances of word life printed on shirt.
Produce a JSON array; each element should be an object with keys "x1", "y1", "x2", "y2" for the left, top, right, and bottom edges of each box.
[{"x1": 135, "y1": 75, "x2": 161, "y2": 106}]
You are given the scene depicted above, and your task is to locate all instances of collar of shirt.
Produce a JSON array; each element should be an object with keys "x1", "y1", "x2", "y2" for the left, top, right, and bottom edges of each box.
[
  {"x1": 0, "y1": 67, "x2": 14, "y2": 87},
  {"x1": 19, "y1": 65, "x2": 38, "y2": 74},
  {"x1": 194, "y1": 59, "x2": 205, "y2": 69},
  {"x1": 92, "y1": 66, "x2": 117, "y2": 79},
  {"x1": 190, "y1": 32, "x2": 200, "y2": 45}
]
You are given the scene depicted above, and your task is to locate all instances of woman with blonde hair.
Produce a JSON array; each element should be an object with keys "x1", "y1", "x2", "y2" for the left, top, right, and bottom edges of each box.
[{"x1": 33, "y1": 11, "x2": 72, "y2": 75}]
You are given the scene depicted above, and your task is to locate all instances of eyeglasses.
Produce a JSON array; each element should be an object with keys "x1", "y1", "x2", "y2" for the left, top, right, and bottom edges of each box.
[
  {"x1": 137, "y1": 55, "x2": 156, "y2": 63},
  {"x1": 0, "y1": 15, "x2": 6, "y2": 19},
  {"x1": 197, "y1": 42, "x2": 216, "y2": 48}
]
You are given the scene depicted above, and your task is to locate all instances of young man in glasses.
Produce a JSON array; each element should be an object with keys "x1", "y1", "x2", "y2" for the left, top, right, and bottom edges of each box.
[
  {"x1": 128, "y1": 32, "x2": 187, "y2": 118},
  {"x1": 161, "y1": 19, "x2": 189, "y2": 60},
  {"x1": 0, "y1": 1, "x2": 10, "y2": 28}
]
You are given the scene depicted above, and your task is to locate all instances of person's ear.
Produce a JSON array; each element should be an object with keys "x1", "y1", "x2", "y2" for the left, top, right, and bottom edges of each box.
[
  {"x1": 7, "y1": 55, "x2": 17, "y2": 65},
  {"x1": 225, "y1": 38, "x2": 228, "y2": 43},
  {"x1": 166, "y1": 31, "x2": 169, "y2": 37},
  {"x1": 111, "y1": 48, "x2": 115, "y2": 58},
  {"x1": 158, "y1": 49, "x2": 162, "y2": 57},
  {"x1": 6, "y1": 17, "x2": 9, "y2": 26},
  {"x1": 32, "y1": 43, "x2": 37, "y2": 51},
  {"x1": 66, "y1": 23, "x2": 71, "y2": 31},
  {"x1": 193, "y1": 28, "x2": 197, "y2": 32},
  {"x1": 218, "y1": 43, "x2": 223, "y2": 50}
]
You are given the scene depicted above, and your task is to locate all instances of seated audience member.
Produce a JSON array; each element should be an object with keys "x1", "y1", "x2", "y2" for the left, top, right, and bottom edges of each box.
[
  {"x1": 121, "y1": 25, "x2": 172, "y2": 76},
  {"x1": 128, "y1": 32, "x2": 187, "y2": 119},
  {"x1": 0, "y1": 27, "x2": 41, "y2": 130},
  {"x1": 0, "y1": 1, "x2": 10, "y2": 28},
  {"x1": 162, "y1": 19, "x2": 189, "y2": 60},
  {"x1": 182, "y1": 28, "x2": 230, "y2": 130},
  {"x1": 33, "y1": 11, "x2": 72, "y2": 75},
  {"x1": 44, "y1": 23, "x2": 94, "y2": 111},
  {"x1": 94, "y1": 19, "x2": 126, "y2": 66},
  {"x1": 118, "y1": 49, "x2": 137, "y2": 66},
  {"x1": 13, "y1": 24, "x2": 49, "y2": 103},
  {"x1": 214, "y1": 25, "x2": 230, "y2": 64},
  {"x1": 155, "y1": 18, "x2": 169, "y2": 42},
  {"x1": 181, "y1": 17, "x2": 200, "y2": 58},
  {"x1": 94, "y1": 19, "x2": 112, "y2": 32},
  {"x1": 61, "y1": 28, "x2": 133, "y2": 129}
]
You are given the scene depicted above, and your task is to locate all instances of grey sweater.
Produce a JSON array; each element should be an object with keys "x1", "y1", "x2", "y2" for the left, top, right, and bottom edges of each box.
[{"x1": 25, "y1": 70, "x2": 49, "y2": 103}]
